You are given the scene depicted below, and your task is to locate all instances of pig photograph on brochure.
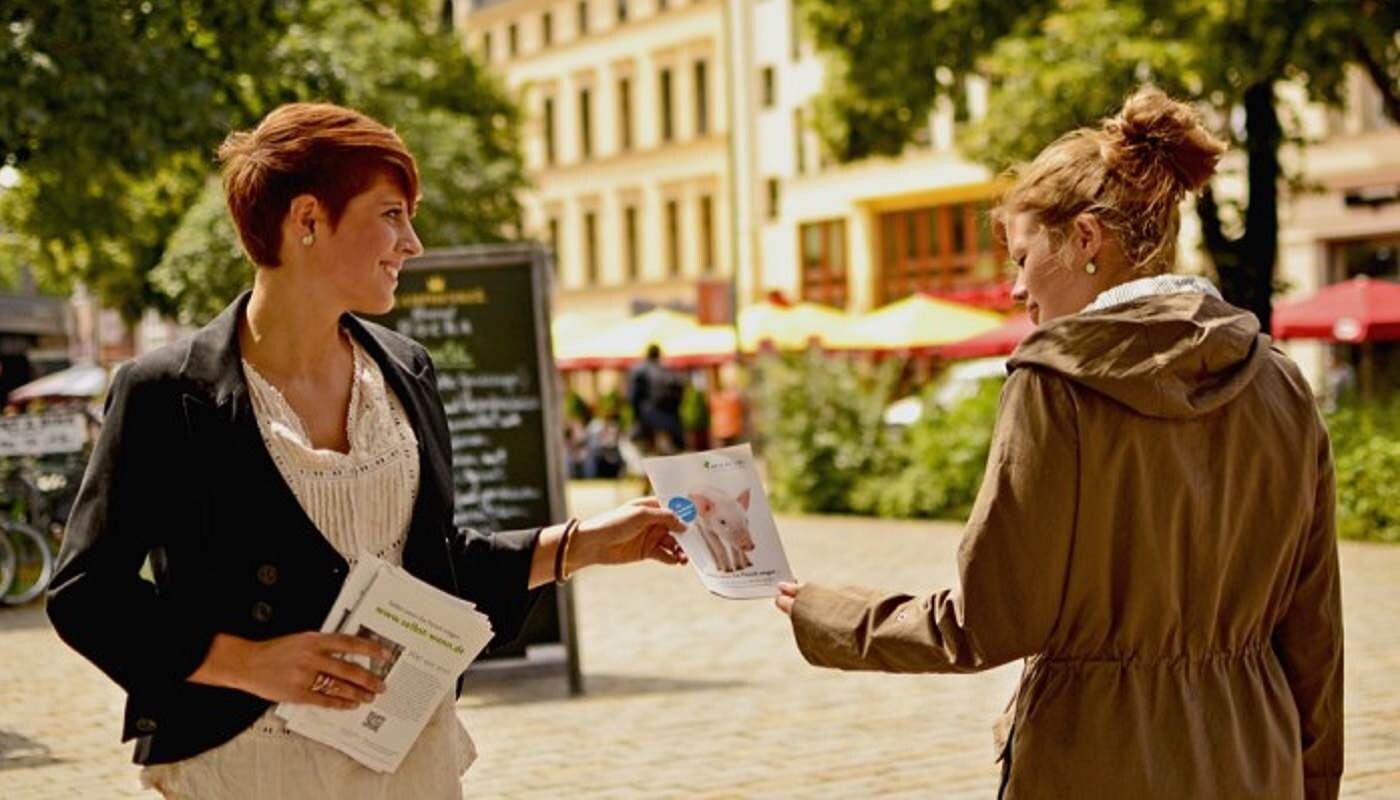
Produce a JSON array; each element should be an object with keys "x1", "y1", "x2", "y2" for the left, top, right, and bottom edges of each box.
[{"x1": 687, "y1": 487, "x2": 755, "y2": 573}]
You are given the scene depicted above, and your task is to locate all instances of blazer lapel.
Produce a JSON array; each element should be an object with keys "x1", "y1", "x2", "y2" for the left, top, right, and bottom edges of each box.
[
  {"x1": 180, "y1": 291, "x2": 346, "y2": 570},
  {"x1": 342, "y1": 314, "x2": 459, "y2": 588},
  {"x1": 343, "y1": 314, "x2": 455, "y2": 517}
]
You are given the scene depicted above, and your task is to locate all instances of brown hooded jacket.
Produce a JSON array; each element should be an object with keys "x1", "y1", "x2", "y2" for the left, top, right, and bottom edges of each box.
[{"x1": 790, "y1": 292, "x2": 1343, "y2": 799}]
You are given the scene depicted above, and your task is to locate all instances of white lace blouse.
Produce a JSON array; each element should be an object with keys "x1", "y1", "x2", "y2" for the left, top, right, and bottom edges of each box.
[{"x1": 140, "y1": 335, "x2": 475, "y2": 799}]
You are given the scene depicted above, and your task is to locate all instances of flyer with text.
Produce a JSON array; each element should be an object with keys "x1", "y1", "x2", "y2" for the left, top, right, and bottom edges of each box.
[{"x1": 275, "y1": 554, "x2": 493, "y2": 773}]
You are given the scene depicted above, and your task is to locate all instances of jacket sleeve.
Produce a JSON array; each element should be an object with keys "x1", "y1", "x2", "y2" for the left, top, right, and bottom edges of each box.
[
  {"x1": 791, "y1": 368, "x2": 1079, "y2": 673},
  {"x1": 46, "y1": 364, "x2": 215, "y2": 713},
  {"x1": 450, "y1": 525, "x2": 543, "y2": 650},
  {"x1": 1272, "y1": 415, "x2": 1343, "y2": 800},
  {"x1": 417, "y1": 346, "x2": 544, "y2": 649}
]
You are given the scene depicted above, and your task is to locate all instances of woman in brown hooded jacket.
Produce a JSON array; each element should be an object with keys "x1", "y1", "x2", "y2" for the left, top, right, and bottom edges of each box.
[{"x1": 776, "y1": 88, "x2": 1343, "y2": 799}]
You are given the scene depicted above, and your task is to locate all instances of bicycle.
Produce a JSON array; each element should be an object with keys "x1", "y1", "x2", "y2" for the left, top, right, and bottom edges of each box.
[
  {"x1": 0, "y1": 454, "x2": 79, "y2": 606},
  {"x1": 0, "y1": 517, "x2": 52, "y2": 605},
  {"x1": 0, "y1": 526, "x2": 14, "y2": 600}
]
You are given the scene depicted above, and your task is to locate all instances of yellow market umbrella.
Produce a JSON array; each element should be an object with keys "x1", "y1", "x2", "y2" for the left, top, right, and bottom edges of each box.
[
  {"x1": 552, "y1": 310, "x2": 627, "y2": 362},
  {"x1": 837, "y1": 293, "x2": 1003, "y2": 354},
  {"x1": 738, "y1": 301, "x2": 851, "y2": 351},
  {"x1": 555, "y1": 308, "x2": 728, "y2": 369},
  {"x1": 663, "y1": 324, "x2": 738, "y2": 367}
]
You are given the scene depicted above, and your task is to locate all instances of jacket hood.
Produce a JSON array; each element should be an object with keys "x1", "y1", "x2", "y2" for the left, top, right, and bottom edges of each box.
[{"x1": 1007, "y1": 293, "x2": 1268, "y2": 419}]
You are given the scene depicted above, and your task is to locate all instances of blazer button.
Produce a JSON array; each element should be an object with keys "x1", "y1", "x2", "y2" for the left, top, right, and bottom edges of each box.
[
  {"x1": 135, "y1": 718, "x2": 158, "y2": 734},
  {"x1": 252, "y1": 601, "x2": 274, "y2": 623},
  {"x1": 256, "y1": 564, "x2": 279, "y2": 586}
]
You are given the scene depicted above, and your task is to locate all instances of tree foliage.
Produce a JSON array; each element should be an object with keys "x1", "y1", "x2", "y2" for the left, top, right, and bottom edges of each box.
[
  {"x1": 0, "y1": 1, "x2": 299, "y2": 320},
  {"x1": 798, "y1": 0, "x2": 1400, "y2": 331},
  {"x1": 1, "y1": 0, "x2": 526, "y2": 324}
]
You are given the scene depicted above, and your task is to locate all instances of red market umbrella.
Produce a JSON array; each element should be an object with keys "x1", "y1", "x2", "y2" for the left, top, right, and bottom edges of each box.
[
  {"x1": 935, "y1": 312, "x2": 1036, "y2": 360},
  {"x1": 1271, "y1": 275, "x2": 1400, "y2": 343},
  {"x1": 1273, "y1": 276, "x2": 1400, "y2": 401}
]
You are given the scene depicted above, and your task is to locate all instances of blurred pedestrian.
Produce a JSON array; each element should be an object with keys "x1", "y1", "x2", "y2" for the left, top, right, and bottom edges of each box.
[
  {"x1": 47, "y1": 102, "x2": 687, "y2": 799},
  {"x1": 626, "y1": 343, "x2": 684, "y2": 454},
  {"x1": 777, "y1": 87, "x2": 1342, "y2": 799}
]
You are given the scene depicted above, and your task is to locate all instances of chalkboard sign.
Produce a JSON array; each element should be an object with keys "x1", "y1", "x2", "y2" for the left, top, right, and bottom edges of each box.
[{"x1": 369, "y1": 244, "x2": 579, "y2": 692}]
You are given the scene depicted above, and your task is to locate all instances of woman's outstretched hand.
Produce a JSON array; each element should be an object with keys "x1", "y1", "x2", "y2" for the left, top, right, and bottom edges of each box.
[
  {"x1": 775, "y1": 582, "x2": 802, "y2": 615},
  {"x1": 573, "y1": 497, "x2": 689, "y2": 569}
]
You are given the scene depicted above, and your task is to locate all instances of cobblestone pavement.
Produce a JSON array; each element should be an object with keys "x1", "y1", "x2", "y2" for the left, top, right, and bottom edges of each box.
[{"x1": 2, "y1": 489, "x2": 1398, "y2": 798}]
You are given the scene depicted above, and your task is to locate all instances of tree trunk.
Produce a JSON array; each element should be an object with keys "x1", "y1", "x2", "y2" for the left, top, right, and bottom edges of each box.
[{"x1": 1208, "y1": 81, "x2": 1281, "y2": 335}]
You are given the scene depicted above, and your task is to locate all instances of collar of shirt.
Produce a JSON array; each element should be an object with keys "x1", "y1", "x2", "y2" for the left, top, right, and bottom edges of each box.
[{"x1": 1081, "y1": 274, "x2": 1223, "y2": 314}]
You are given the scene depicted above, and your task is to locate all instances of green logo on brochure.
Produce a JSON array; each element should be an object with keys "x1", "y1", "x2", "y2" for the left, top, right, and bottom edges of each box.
[{"x1": 667, "y1": 496, "x2": 697, "y2": 524}]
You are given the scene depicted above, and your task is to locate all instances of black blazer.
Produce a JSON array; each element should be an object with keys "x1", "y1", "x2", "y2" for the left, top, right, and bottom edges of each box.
[{"x1": 47, "y1": 291, "x2": 542, "y2": 765}]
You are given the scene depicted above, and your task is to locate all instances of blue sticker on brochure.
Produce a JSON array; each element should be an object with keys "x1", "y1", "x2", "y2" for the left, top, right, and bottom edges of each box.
[{"x1": 667, "y1": 496, "x2": 697, "y2": 524}]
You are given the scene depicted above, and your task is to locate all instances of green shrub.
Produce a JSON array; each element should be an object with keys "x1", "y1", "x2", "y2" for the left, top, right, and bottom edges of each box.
[
  {"x1": 680, "y1": 384, "x2": 710, "y2": 434},
  {"x1": 1327, "y1": 396, "x2": 1400, "y2": 543},
  {"x1": 752, "y1": 351, "x2": 902, "y2": 513},
  {"x1": 852, "y1": 377, "x2": 1003, "y2": 520}
]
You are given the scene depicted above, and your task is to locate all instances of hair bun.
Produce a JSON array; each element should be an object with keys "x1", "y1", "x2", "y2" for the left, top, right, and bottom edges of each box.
[{"x1": 1100, "y1": 86, "x2": 1226, "y2": 197}]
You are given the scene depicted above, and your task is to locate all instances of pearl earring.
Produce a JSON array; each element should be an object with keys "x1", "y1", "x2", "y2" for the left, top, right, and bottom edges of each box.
[
  {"x1": 300, "y1": 232, "x2": 315, "y2": 246},
  {"x1": 1085, "y1": 261, "x2": 1097, "y2": 275}
]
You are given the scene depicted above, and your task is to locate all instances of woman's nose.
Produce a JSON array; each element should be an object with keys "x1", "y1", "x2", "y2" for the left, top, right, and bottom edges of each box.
[
  {"x1": 400, "y1": 222, "x2": 424, "y2": 257},
  {"x1": 1011, "y1": 273, "x2": 1029, "y2": 304}
]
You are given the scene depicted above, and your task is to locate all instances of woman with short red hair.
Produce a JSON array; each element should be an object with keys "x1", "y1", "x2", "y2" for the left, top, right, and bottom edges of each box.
[{"x1": 48, "y1": 102, "x2": 688, "y2": 798}]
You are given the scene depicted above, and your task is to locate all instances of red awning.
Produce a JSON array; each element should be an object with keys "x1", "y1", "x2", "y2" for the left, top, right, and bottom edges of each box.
[
  {"x1": 935, "y1": 313, "x2": 1036, "y2": 359},
  {"x1": 1272, "y1": 276, "x2": 1400, "y2": 342}
]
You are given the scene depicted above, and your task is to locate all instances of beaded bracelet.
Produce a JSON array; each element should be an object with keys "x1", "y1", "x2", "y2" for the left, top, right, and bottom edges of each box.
[{"x1": 554, "y1": 517, "x2": 581, "y2": 583}]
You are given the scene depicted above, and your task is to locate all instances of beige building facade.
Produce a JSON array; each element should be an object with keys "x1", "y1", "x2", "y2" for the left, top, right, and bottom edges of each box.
[
  {"x1": 461, "y1": 0, "x2": 734, "y2": 320},
  {"x1": 462, "y1": 0, "x2": 1398, "y2": 393}
]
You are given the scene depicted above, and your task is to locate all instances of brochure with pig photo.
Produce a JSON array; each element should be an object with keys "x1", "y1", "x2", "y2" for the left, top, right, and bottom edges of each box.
[{"x1": 643, "y1": 444, "x2": 795, "y2": 599}]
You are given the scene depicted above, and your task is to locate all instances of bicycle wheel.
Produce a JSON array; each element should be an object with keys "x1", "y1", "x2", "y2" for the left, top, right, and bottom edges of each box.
[
  {"x1": 0, "y1": 528, "x2": 15, "y2": 601},
  {"x1": 1, "y1": 519, "x2": 54, "y2": 606}
]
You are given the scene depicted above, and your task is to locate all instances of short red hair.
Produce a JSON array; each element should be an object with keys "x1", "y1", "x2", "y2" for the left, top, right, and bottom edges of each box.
[{"x1": 218, "y1": 103, "x2": 420, "y2": 267}]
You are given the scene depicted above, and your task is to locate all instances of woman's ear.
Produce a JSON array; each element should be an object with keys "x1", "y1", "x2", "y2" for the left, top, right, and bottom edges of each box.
[
  {"x1": 286, "y1": 193, "x2": 323, "y2": 238},
  {"x1": 1073, "y1": 213, "x2": 1103, "y2": 262}
]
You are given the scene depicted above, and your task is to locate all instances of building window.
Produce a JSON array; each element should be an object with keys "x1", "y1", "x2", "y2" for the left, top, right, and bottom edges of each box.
[
  {"x1": 579, "y1": 88, "x2": 593, "y2": 159},
  {"x1": 508, "y1": 23, "x2": 518, "y2": 57},
  {"x1": 659, "y1": 68, "x2": 674, "y2": 142},
  {"x1": 624, "y1": 205, "x2": 639, "y2": 281},
  {"x1": 699, "y1": 194, "x2": 714, "y2": 273},
  {"x1": 877, "y1": 201, "x2": 1003, "y2": 301},
  {"x1": 543, "y1": 97, "x2": 556, "y2": 165},
  {"x1": 794, "y1": 108, "x2": 806, "y2": 174},
  {"x1": 577, "y1": 1, "x2": 589, "y2": 35},
  {"x1": 542, "y1": 12, "x2": 553, "y2": 46},
  {"x1": 694, "y1": 60, "x2": 709, "y2": 136},
  {"x1": 617, "y1": 0, "x2": 628, "y2": 23},
  {"x1": 584, "y1": 211, "x2": 599, "y2": 285},
  {"x1": 800, "y1": 219, "x2": 847, "y2": 307},
  {"x1": 618, "y1": 77, "x2": 633, "y2": 151},
  {"x1": 482, "y1": 32, "x2": 493, "y2": 61},
  {"x1": 790, "y1": 3, "x2": 802, "y2": 61},
  {"x1": 766, "y1": 178, "x2": 780, "y2": 221},
  {"x1": 665, "y1": 199, "x2": 681, "y2": 277},
  {"x1": 548, "y1": 217, "x2": 560, "y2": 273},
  {"x1": 761, "y1": 66, "x2": 776, "y2": 108}
]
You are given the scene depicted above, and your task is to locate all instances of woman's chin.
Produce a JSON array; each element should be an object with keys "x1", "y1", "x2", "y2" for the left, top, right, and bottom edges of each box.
[{"x1": 353, "y1": 293, "x2": 397, "y2": 317}]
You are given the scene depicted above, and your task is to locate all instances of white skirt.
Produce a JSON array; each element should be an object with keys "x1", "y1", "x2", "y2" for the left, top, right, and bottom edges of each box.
[{"x1": 140, "y1": 697, "x2": 475, "y2": 799}]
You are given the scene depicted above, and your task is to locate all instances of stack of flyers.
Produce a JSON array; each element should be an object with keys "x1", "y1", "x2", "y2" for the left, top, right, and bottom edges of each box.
[{"x1": 275, "y1": 554, "x2": 493, "y2": 773}]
